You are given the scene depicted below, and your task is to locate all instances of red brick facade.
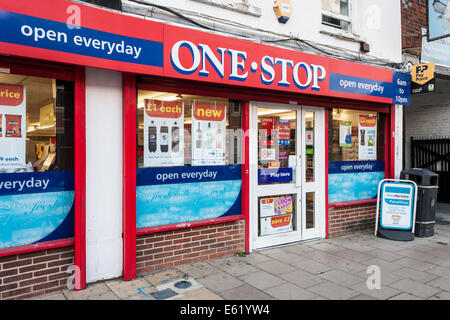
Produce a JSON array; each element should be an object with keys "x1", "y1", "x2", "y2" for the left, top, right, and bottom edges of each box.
[
  {"x1": 136, "y1": 220, "x2": 245, "y2": 275},
  {"x1": 328, "y1": 203, "x2": 377, "y2": 237},
  {"x1": 401, "y1": 0, "x2": 427, "y2": 57},
  {"x1": 0, "y1": 246, "x2": 74, "y2": 300}
]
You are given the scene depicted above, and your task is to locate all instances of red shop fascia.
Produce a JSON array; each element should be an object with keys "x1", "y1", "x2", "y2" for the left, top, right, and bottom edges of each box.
[{"x1": 0, "y1": 0, "x2": 410, "y2": 290}]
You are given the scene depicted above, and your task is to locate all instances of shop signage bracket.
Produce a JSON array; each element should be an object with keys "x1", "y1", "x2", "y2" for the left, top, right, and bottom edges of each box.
[{"x1": 375, "y1": 179, "x2": 418, "y2": 241}]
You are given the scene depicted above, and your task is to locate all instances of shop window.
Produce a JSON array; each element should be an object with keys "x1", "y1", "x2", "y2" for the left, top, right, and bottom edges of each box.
[
  {"x1": 328, "y1": 108, "x2": 385, "y2": 204},
  {"x1": 321, "y1": 0, "x2": 351, "y2": 31},
  {"x1": 136, "y1": 90, "x2": 243, "y2": 229},
  {"x1": 0, "y1": 74, "x2": 74, "y2": 250}
]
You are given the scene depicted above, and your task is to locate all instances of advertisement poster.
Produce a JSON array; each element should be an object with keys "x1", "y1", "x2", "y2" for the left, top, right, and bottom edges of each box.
[
  {"x1": 0, "y1": 171, "x2": 74, "y2": 249},
  {"x1": 260, "y1": 198, "x2": 275, "y2": 218},
  {"x1": 0, "y1": 83, "x2": 26, "y2": 170},
  {"x1": 259, "y1": 195, "x2": 294, "y2": 236},
  {"x1": 192, "y1": 101, "x2": 226, "y2": 166},
  {"x1": 144, "y1": 99, "x2": 184, "y2": 167},
  {"x1": 258, "y1": 168, "x2": 293, "y2": 184},
  {"x1": 328, "y1": 160, "x2": 385, "y2": 203},
  {"x1": 339, "y1": 121, "x2": 352, "y2": 147},
  {"x1": 277, "y1": 119, "x2": 291, "y2": 146},
  {"x1": 380, "y1": 182, "x2": 415, "y2": 230},
  {"x1": 411, "y1": 62, "x2": 435, "y2": 94},
  {"x1": 260, "y1": 214, "x2": 293, "y2": 236},
  {"x1": 358, "y1": 115, "x2": 377, "y2": 160}
]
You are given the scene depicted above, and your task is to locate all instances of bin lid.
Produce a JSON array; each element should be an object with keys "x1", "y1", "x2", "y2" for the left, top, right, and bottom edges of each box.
[
  {"x1": 401, "y1": 168, "x2": 439, "y2": 177},
  {"x1": 400, "y1": 168, "x2": 439, "y2": 186}
]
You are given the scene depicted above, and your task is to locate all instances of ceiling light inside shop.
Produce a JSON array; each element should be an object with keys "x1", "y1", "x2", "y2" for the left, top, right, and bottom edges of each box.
[{"x1": 257, "y1": 109, "x2": 291, "y2": 116}]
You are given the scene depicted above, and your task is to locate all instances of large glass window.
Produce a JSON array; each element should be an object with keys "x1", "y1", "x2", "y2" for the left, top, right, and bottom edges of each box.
[
  {"x1": 328, "y1": 108, "x2": 385, "y2": 203},
  {"x1": 136, "y1": 90, "x2": 243, "y2": 229},
  {"x1": 0, "y1": 73, "x2": 74, "y2": 250}
]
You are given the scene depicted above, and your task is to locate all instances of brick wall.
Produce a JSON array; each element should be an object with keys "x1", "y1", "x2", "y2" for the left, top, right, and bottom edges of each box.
[
  {"x1": 0, "y1": 246, "x2": 74, "y2": 300},
  {"x1": 136, "y1": 220, "x2": 245, "y2": 275},
  {"x1": 328, "y1": 203, "x2": 377, "y2": 237},
  {"x1": 401, "y1": 0, "x2": 426, "y2": 57}
]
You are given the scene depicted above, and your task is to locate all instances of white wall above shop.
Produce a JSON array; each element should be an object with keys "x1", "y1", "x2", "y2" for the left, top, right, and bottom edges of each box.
[{"x1": 122, "y1": 0, "x2": 402, "y2": 63}]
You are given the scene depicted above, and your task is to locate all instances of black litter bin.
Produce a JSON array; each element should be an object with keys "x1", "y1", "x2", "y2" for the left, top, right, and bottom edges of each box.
[{"x1": 400, "y1": 168, "x2": 439, "y2": 237}]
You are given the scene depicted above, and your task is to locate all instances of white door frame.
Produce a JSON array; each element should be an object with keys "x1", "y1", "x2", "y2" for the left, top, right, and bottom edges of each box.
[{"x1": 249, "y1": 101, "x2": 326, "y2": 252}]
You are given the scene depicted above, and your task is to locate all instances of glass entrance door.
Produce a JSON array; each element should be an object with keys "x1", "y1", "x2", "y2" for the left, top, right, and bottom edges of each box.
[{"x1": 249, "y1": 102, "x2": 325, "y2": 251}]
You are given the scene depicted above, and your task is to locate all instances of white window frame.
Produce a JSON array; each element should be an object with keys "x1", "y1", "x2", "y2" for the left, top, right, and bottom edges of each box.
[{"x1": 321, "y1": 0, "x2": 352, "y2": 32}]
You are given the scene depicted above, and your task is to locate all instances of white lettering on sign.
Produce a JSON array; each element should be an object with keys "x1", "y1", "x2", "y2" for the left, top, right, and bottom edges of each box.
[{"x1": 170, "y1": 40, "x2": 327, "y2": 91}]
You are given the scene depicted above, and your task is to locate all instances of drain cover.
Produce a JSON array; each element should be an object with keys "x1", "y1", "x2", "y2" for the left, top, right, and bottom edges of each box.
[
  {"x1": 151, "y1": 288, "x2": 177, "y2": 300},
  {"x1": 174, "y1": 280, "x2": 192, "y2": 289}
]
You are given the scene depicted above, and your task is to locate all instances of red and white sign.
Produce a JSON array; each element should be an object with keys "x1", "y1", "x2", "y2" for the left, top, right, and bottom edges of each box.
[
  {"x1": 0, "y1": 83, "x2": 26, "y2": 169},
  {"x1": 144, "y1": 100, "x2": 184, "y2": 167},
  {"x1": 260, "y1": 214, "x2": 293, "y2": 236},
  {"x1": 0, "y1": 0, "x2": 410, "y2": 105},
  {"x1": 192, "y1": 101, "x2": 227, "y2": 166}
]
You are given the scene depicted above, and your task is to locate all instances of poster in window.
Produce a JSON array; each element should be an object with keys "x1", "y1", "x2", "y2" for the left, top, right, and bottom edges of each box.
[
  {"x1": 277, "y1": 119, "x2": 291, "y2": 146},
  {"x1": 143, "y1": 99, "x2": 184, "y2": 167},
  {"x1": 339, "y1": 121, "x2": 352, "y2": 147},
  {"x1": 192, "y1": 101, "x2": 227, "y2": 166},
  {"x1": 0, "y1": 83, "x2": 26, "y2": 170},
  {"x1": 358, "y1": 115, "x2": 377, "y2": 160}
]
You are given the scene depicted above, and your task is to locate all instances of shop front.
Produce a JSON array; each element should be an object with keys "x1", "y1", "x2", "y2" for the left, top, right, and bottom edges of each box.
[{"x1": 0, "y1": 0, "x2": 410, "y2": 299}]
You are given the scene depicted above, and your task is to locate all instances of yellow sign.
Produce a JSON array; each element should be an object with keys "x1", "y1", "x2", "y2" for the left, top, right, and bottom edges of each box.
[
  {"x1": 40, "y1": 103, "x2": 55, "y2": 128},
  {"x1": 412, "y1": 63, "x2": 435, "y2": 86}
]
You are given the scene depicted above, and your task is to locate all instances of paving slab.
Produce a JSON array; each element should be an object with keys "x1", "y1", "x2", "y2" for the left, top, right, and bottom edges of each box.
[
  {"x1": 207, "y1": 257, "x2": 260, "y2": 277},
  {"x1": 174, "y1": 288, "x2": 223, "y2": 300},
  {"x1": 332, "y1": 249, "x2": 373, "y2": 263},
  {"x1": 318, "y1": 269, "x2": 364, "y2": 287},
  {"x1": 428, "y1": 291, "x2": 450, "y2": 300},
  {"x1": 360, "y1": 258, "x2": 403, "y2": 274},
  {"x1": 197, "y1": 272, "x2": 244, "y2": 293},
  {"x1": 255, "y1": 259, "x2": 297, "y2": 275},
  {"x1": 394, "y1": 257, "x2": 437, "y2": 271},
  {"x1": 290, "y1": 259, "x2": 334, "y2": 274},
  {"x1": 239, "y1": 270, "x2": 285, "y2": 291},
  {"x1": 307, "y1": 281, "x2": 359, "y2": 300},
  {"x1": 355, "y1": 269, "x2": 403, "y2": 286},
  {"x1": 427, "y1": 277, "x2": 450, "y2": 292},
  {"x1": 105, "y1": 278, "x2": 151, "y2": 299},
  {"x1": 299, "y1": 250, "x2": 341, "y2": 264},
  {"x1": 426, "y1": 265, "x2": 450, "y2": 279},
  {"x1": 389, "y1": 278, "x2": 441, "y2": 299},
  {"x1": 176, "y1": 261, "x2": 222, "y2": 279},
  {"x1": 366, "y1": 249, "x2": 403, "y2": 262},
  {"x1": 265, "y1": 283, "x2": 318, "y2": 300},
  {"x1": 239, "y1": 252, "x2": 273, "y2": 265},
  {"x1": 350, "y1": 281, "x2": 401, "y2": 300},
  {"x1": 392, "y1": 267, "x2": 439, "y2": 283},
  {"x1": 389, "y1": 292, "x2": 421, "y2": 300},
  {"x1": 28, "y1": 292, "x2": 67, "y2": 300},
  {"x1": 267, "y1": 252, "x2": 304, "y2": 264},
  {"x1": 327, "y1": 258, "x2": 367, "y2": 274},
  {"x1": 279, "y1": 269, "x2": 324, "y2": 289},
  {"x1": 62, "y1": 282, "x2": 119, "y2": 300},
  {"x1": 350, "y1": 294, "x2": 378, "y2": 300},
  {"x1": 220, "y1": 284, "x2": 273, "y2": 300},
  {"x1": 144, "y1": 269, "x2": 186, "y2": 286}
]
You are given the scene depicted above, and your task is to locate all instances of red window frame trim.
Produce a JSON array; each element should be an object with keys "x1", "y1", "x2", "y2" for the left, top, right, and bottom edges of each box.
[
  {"x1": 0, "y1": 57, "x2": 86, "y2": 290},
  {"x1": 124, "y1": 74, "x2": 394, "y2": 274}
]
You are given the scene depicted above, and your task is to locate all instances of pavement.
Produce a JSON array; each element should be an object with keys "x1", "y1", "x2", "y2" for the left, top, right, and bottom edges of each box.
[{"x1": 28, "y1": 221, "x2": 450, "y2": 301}]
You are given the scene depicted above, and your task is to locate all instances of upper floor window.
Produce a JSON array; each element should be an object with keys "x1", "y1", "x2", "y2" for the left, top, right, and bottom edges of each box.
[{"x1": 321, "y1": 0, "x2": 351, "y2": 31}]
